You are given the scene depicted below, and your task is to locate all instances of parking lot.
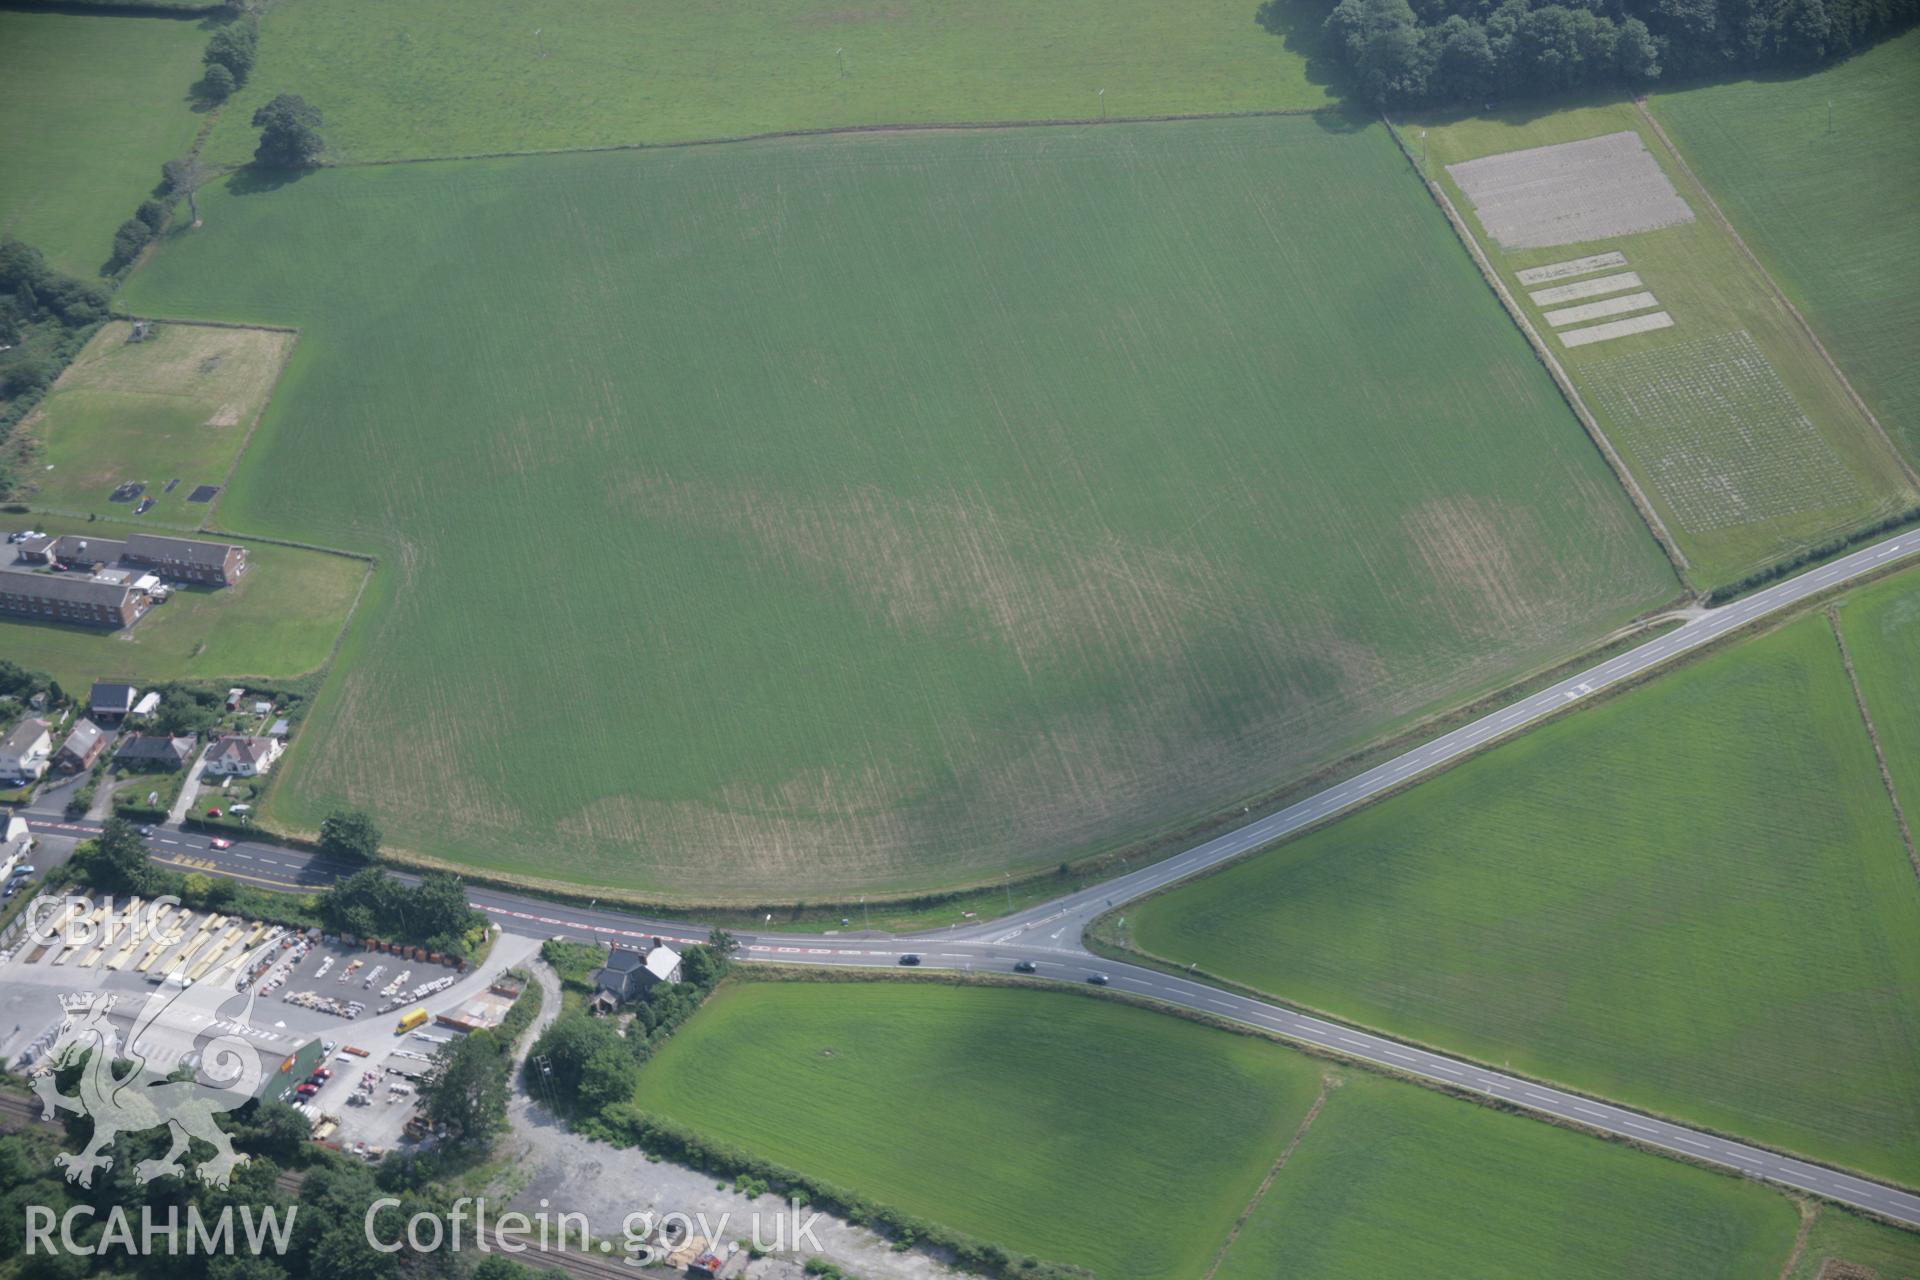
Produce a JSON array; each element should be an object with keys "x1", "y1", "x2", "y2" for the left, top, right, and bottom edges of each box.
[{"x1": 0, "y1": 893, "x2": 536, "y2": 1154}]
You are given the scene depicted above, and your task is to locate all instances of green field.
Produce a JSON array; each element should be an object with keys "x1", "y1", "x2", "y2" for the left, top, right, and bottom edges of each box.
[
  {"x1": 1416, "y1": 103, "x2": 1916, "y2": 588},
  {"x1": 632, "y1": 981, "x2": 1328, "y2": 1278},
  {"x1": 0, "y1": 515, "x2": 365, "y2": 690},
  {"x1": 22, "y1": 321, "x2": 294, "y2": 523},
  {"x1": 199, "y1": 0, "x2": 1333, "y2": 167},
  {"x1": 0, "y1": 8, "x2": 209, "y2": 276},
  {"x1": 1212, "y1": 1072, "x2": 1792, "y2": 1280},
  {"x1": 1128, "y1": 604, "x2": 1920, "y2": 1184},
  {"x1": 634, "y1": 981, "x2": 1801, "y2": 1279},
  {"x1": 121, "y1": 119, "x2": 1675, "y2": 900},
  {"x1": 1652, "y1": 31, "x2": 1920, "y2": 464},
  {"x1": 1837, "y1": 568, "x2": 1920, "y2": 828},
  {"x1": 1785, "y1": 1207, "x2": 1920, "y2": 1280}
]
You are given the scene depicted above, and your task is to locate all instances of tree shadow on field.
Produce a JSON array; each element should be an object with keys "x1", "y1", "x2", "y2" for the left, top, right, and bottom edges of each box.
[
  {"x1": 225, "y1": 165, "x2": 316, "y2": 198},
  {"x1": 1253, "y1": 0, "x2": 1353, "y2": 102}
]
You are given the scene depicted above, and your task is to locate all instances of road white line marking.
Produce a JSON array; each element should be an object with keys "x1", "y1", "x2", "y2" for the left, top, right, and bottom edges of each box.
[
  {"x1": 1384, "y1": 1050, "x2": 1418, "y2": 1063},
  {"x1": 1573, "y1": 1105, "x2": 1606, "y2": 1118},
  {"x1": 1624, "y1": 1121, "x2": 1658, "y2": 1134},
  {"x1": 1338, "y1": 1036, "x2": 1368, "y2": 1047}
]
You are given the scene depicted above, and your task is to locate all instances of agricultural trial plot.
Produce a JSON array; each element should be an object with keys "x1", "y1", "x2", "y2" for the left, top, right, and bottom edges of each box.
[
  {"x1": 1583, "y1": 330, "x2": 1863, "y2": 531},
  {"x1": 0, "y1": 8, "x2": 208, "y2": 276},
  {"x1": 1446, "y1": 131, "x2": 1694, "y2": 250},
  {"x1": 21, "y1": 321, "x2": 294, "y2": 523},
  {"x1": 1210, "y1": 1072, "x2": 1795, "y2": 1280},
  {"x1": 1651, "y1": 29, "x2": 1920, "y2": 464},
  {"x1": 121, "y1": 118, "x2": 1677, "y2": 902},
  {"x1": 1127, "y1": 602, "x2": 1920, "y2": 1184},
  {"x1": 0, "y1": 515, "x2": 366, "y2": 691},
  {"x1": 1419, "y1": 103, "x2": 1916, "y2": 588},
  {"x1": 632, "y1": 980, "x2": 1808, "y2": 1279},
  {"x1": 198, "y1": 0, "x2": 1335, "y2": 166}
]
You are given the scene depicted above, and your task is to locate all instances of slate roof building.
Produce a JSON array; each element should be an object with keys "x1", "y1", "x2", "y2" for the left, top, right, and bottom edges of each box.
[
  {"x1": 56, "y1": 719, "x2": 108, "y2": 773},
  {"x1": 115, "y1": 734, "x2": 197, "y2": 771},
  {"x1": 91, "y1": 682, "x2": 140, "y2": 721},
  {"x1": 592, "y1": 941, "x2": 683, "y2": 1003},
  {"x1": 0, "y1": 568, "x2": 150, "y2": 629}
]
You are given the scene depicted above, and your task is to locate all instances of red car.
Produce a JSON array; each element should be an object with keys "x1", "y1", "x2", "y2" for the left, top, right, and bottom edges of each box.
[
  {"x1": 294, "y1": 1082, "x2": 319, "y2": 1098},
  {"x1": 205, "y1": 807, "x2": 223, "y2": 818},
  {"x1": 310, "y1": 1068, "x2": 332, "y2": 1082},
  {"x1": 209, "y1": 838, "x2": 233, "y2": 850}
]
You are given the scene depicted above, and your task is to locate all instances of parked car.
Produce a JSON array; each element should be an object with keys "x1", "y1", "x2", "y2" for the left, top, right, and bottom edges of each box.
[
  {"x1": 209, "y1": 838, "x2": 233, "y2": 850},
  {"x1": 1086, "y1": 973, "x2": 1110, "y2": 986},
  {"x1": 294, "y1": 1082, "x2": 319, "y2": 1098},
  {"x1": 897, "y1": 954, "x2": 922, "y2": 966},
  {"x1": 311, "y1": 1067, "x2": 332, "y2": 1082},
  {"x1": 138, "y1": 826, "x2": 155, "y2": 838},
  {"x1": 205, "y1": 807, "x2": 222, "y2": 818},
  {"x1": 1012, "y1": 960, "x2": 1037, "y2": 974}
]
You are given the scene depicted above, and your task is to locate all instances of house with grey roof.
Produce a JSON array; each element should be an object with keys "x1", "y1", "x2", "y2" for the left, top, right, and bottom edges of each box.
[
  {"x1": 592, "y1": 941, "x2": 683, "y2": 1004},
  {"x1": 91, "y1": 681, "x2": 140, "y2": 721},
  {"x1": 56, "y1": 719, "x2": 107, "y2": 773},
  {"x1": 0, "y1": 719, "x2": 53, "y2": 783},
  {"x1": 204, "y1": 734, "x2": 283, "y2": 777},
  {"x1": 115, "y1": 733, "x2": 196, "y2": 771}
]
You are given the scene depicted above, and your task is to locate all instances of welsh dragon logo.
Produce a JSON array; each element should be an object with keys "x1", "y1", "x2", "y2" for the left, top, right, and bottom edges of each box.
[{"x1": 32, "y1": 943, "x2": 275, "y2": 1189}]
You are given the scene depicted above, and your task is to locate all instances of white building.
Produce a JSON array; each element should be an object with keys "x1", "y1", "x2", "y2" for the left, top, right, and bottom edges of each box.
[
  {"x1": 203, "y1": 734, "x2": 284, "y2": 778},
  {"x1": 0, "y1": 718, "x2": 53, "y2": 783}
]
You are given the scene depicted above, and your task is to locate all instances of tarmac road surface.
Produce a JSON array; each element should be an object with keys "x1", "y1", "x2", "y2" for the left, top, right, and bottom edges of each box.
[{"x1": 20, "y1": 527, "x2": 1920, "y2": 1227}]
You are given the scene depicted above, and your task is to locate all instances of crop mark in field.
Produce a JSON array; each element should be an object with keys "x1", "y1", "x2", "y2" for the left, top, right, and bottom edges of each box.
[
  {"x1": 1448, "y1": 131, "x2": 1695, "y2": 249},
  {"x1": 1584, "y1": 330, "x2": 1862, "y2": 532},
  {"x1": 1401, "y1": 497, "x2": 1544, "y2": 636}
]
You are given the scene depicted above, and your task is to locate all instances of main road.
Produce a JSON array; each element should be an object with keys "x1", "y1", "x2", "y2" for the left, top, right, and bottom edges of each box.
[{"x1": 20, "y1": 526, "x2": 1920, "y2": 1227}]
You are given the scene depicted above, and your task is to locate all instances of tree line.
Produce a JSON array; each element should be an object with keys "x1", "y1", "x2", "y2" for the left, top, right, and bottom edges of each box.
[{"x1": 1290, "y1": 0, "x2": 1917, "y2": 106}]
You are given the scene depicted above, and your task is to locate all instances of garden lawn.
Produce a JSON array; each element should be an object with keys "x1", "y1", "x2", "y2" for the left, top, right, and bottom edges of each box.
[
  {"x1": 1651, "y1": 32, "x2": 1920, "y2": 464},
  {"x1": 0, "y1": 516, "x2": 365, "y2": 690},
  {"x1": 629, "y1": 980, "x2": 1328, "y2": 1279},
  {"x1": 1129, "y1": 608, "x2": 1920, "y2": 1184},
  {"x1": 1213, "y1": 1073, "x2": 1794, "y2": 1280},
  {"x1": 0, "y1": 8, "x2": 210, "y2": 276},
  {"x1": 22, "y1": 321, "x2": 294, "y2": 523},
  {"x1": 121, "y1": 119, "x2": 1677, "y2": 901},
  {"x1": 200, "y1": 0, "x2": 1335, "y2": 166},
  {"x1": 1836, "y1": 567, "x2": 1920, "y2": 828},
  {"x1": 1416, "y1": 102, "x2": 1916, "y2": 589}
]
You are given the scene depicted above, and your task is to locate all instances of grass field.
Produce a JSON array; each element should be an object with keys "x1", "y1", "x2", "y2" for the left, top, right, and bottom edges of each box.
[
  {"x1": 1836, "y1": 568, "x2": 1920, "y2": 828},
  {"x1": 634, "y1": 981, "x2": 1802, "y2": 1278},
  {"x1": 1652, "y1": 31, "x2": 1920, "y2": 465},
  {"x1": 199, "y1": 0, "x2": 1335, "y2": 167},
  {"x1": 0, "y1": 515, "x2": 365, "y2": 690},
  {"x1": 631, "y1": 981, "x2": 1328, "y2": 1278},
  {"x1": 1212, "y1": 1072, "x2": 1793, "y2": 1280},
  {"x1": 0, "y1": 8, "x2": 210, "y2": 276},
  {"x1": 121, "y1": 119, "x2": 1676, "y2": 901},
  {"x1": 21, "y1": 321, "x2": 294, "y2": 523},
  {"x1": 1784, "y1": 1207, "x2": 1920, "y2": 1280},
  {"x1": 1128, "y1": 605, "x2": 1920, "y2": 1184},
  {"x1": 1415, "y1": 102, "x2": 1916, "y2": 588}
]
